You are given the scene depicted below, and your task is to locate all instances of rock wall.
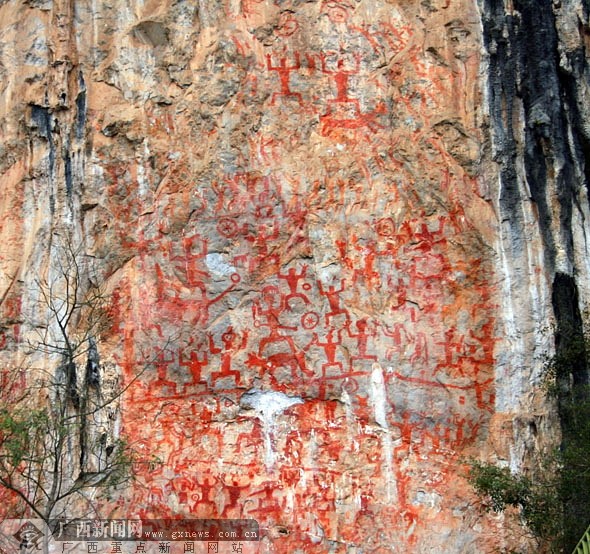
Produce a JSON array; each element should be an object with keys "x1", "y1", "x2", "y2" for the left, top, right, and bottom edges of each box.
[{"x1": 0, "y1": 0, "x2": 589, "y2": 552}]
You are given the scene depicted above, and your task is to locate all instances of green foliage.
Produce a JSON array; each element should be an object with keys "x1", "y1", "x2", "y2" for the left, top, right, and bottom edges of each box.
[
  {"x1": 0, "y1": 399, "x2": 137, "y2": 520},
  {"x1": 102, "y1": 439, "x2": 135, "y2": 488},
  {"x1": 554, "y1": 392, "x2": 590, "y2": 550},
  {"x1": 0, "y1": 408, "x2": 49, "y2": 466},
  {"x1": 467, "y1": 459, "x2": 563, "y2": 547},
  {"x1": 468, "y1": 460, "x2": 532, "y2": 513},
  {"x1": 0, "y1": 238, "x2": 139, "y2": 522},
  {"x1": 543, "y1": 333, "x2": 588, "y2": 398},
  {"x1": 469, "y1": 332, "x2": 590, "y2": 552}
]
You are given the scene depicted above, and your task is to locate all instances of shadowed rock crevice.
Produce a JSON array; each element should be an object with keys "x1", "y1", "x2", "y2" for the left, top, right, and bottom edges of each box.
[{"x1": 481, "y1": 0, "x2": 585, "y2": 272}]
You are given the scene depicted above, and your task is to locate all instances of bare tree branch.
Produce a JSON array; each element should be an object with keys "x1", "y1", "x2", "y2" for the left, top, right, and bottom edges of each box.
[{"x1": 0, "y1": 236, "x2": 141, "y2": 523}]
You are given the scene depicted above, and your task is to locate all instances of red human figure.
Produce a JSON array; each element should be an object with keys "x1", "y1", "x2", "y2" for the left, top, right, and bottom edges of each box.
[
  {"x1": 380, "y1": 322, "x2": 410, "y2": 360},
  {"x1": 221, "y1": 475, "x2": 252, "y2": 517},
  {"x1": 307, "y1": 328, "x2": 345, "y2": 396},
  {"x1": 283, "y1": 197, "x2": 310, "y2": 252},
  {"x1": 352, "y1": 237, "x2": 381, "y2": 290},
  {"x1": 208, "y1": 327, "x2": 249, "y2": 387},
  {"x1": 308, "y1": 328, "x2": 344, "y2": 372},
  {"x1": 212, "y1": 175, "x2": 243, "y2": 213},
  {"x1": 448, "y1": 414, "x2": 481, "y2": 449},
  {"x1": 247, "y1": 286, "x2": 308, "y2": 378},
  {"x1": 235, "y1": 421, "x2": 264, "y2": 455},
  {"x1": 266, "y1": 52, "x2": 303, "y2": 105},
  {"x1": 154, "y1": 262, "x2": 183, "y2": 306},
  {"x1": 278, "y1": 264, "x2": 311, "y2": 308},
  {"x1": 190, "y1": 475, "x2": 220, "y2": 516},
  {"x1": 318, "y1": 279, "x2": 349, "y2": 325},
  {"x1": 171, "y1": 477, "x2": 196, "y2": 506},
  {"x1": 246, "y1": 484, "x2": 282, "y2": 517},
  {"x1": 179, "y1": 339, "x2": 209, "y2": 388},
  {"x1": 171, "y1": 233, "x2": 209, "y2": 287},
  {"x1": 253, "y1": 286, "x2": 295, "y2": 351},
  {"x1": 247, "y1": 219, "x2": 279, "y2": 255},
  {"x1": 409, "y1": 331, "x2": 429, "y2": 364},
  {"x1": 120, "y1": 228, "x2": 152, "y2": 261},
  {"x1": 318, "y1": 51, "x2": 388, "y2": 135},
  {"x1": 151, "y1": 346, "x2": 178, "y2": 396},
  {"x1": 238, "y1": 219, "x2": 280, "y2": 273},
  {"x1": 320, "y1": 52, "x2": 361, "y2": 107},
  {"x1": 335, "y1": 238, "x2": 354, "y2": 271},
  {"x1": 345, "y1": 318, "x2": 377, "y2": 365},
  {"x1": 435, "y1": 327, "x2": 465, "y2": 375},
  {"x1": 414, "y1": 214, "x2": 447, "y2": 246}
]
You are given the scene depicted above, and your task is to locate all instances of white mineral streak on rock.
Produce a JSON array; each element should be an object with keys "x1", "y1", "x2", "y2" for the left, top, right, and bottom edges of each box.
[
  {"x1": 240, "y1": 389, "x2": 303, "y2": 470},
  {"x1": 573, "y1": 195, "x2": 590, "y2": 318},
  {"x1": 496, "y1": 178, "x2": 553, "y2": 414},
  {"x1": 371, "y1": 363, "x2": 388, "y2": 429},
  {"x1": 340, "y1": 385, "x2": 357, "y2": 440},
  {"x1": 370, "y1": 363, "x2": 397, "y2": 503},
  {"x1": 521, "y1": 184, "x2": 554, "y2": 383},
  {"x1": 136, "y1": 142, "x2": 152, "y2": 198},
  {"x1": 509, "y1": 444, "x2": 519, "y2": 475},
  {"x1": 496, "y1": 227, "x2": 523, "y2": 413}
]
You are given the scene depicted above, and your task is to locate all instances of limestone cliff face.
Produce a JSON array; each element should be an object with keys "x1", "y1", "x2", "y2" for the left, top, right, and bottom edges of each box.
[{"x1": 0, "y1": 0, "x2": 589, "y2": 552}]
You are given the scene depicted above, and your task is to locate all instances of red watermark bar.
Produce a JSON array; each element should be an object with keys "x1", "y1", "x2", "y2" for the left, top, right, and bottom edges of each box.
[{"x1": 49, "y1": 520, "x2": 259, "y2": 541}]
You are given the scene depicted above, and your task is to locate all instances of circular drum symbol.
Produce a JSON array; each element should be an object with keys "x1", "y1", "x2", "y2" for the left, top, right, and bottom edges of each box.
[
  {"x1": 276, "y1": 13, "x2": 299, "y2": 37},
  {"x1": 217, "y1": 217, "x2": 239, "y2": 238},
  {"x1": 375, "y1": 217, "x2": 395, "y2": 237},
  {"x1": 322, "y1": 1, "x2": 352, "y2": 23},
  {"x1": 341, "y1": 377, "x2": 359, "y2": 394},
  {"x1": 301, "y1": 311, "x2": 319, "y2": 330}
]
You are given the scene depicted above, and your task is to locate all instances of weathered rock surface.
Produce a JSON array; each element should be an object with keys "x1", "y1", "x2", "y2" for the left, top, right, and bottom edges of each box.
[{"x1": 1, "y1": 0, "x2": 589, "y2": 552}]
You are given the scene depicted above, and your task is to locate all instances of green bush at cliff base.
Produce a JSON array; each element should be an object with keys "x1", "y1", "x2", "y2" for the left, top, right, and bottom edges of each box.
[
  {"x1": 467, "y1": 458, "x2": 563, "y2": 550},
  {"x1": 547, "y1": 331, "x2": 590, "y2": 551},
  {"x1": 556, "y1": 389, "x2": 590, "y2": 551},
  {"x1": 468, "y1": 337, "x2": 590, "y2": 553}
]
